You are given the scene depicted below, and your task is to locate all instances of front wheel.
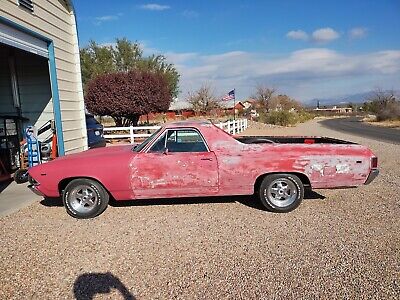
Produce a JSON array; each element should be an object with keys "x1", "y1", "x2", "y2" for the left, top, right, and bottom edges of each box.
[
  {"x1": 14, "y1": 169, "x2": 28, "y2": 184},
  {"x1": 258, "y1": 174, "x2": 304, "y2": 212},
  {"x1": 63, "y1": 178, "x2": 109, "y2": 219}
]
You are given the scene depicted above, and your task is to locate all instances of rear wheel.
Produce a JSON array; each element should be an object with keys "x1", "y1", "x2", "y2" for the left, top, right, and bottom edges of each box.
[
  {"x1": 258, "y1": 174, "x2": 304, "y2": 212},
  {"x1": 62, "y1": 179, "x2": 109, "y2": 219}
]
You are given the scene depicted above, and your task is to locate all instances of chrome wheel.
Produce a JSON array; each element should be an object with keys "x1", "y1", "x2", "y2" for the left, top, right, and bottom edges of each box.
[
  {"x1": 68, "y1": 185, "x2": 98, "y2": 213},
  {"x1": 265, "y1": 178, "x2": 298, "y2": 208}
]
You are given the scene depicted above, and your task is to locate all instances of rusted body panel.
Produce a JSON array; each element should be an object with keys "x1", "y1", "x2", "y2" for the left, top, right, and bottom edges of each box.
[{"x1": 28, "y1": 121, "x2": 378, "y2": 200}]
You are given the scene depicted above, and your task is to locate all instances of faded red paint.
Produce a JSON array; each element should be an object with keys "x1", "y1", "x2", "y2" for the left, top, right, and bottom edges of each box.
[{"x1": 28, "y1": 120, "x2": 378, "y2": 199}]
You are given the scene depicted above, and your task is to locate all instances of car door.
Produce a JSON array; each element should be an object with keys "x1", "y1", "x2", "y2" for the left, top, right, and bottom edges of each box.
[{"x1": 132, "y1": 128, "x2": 219, "y2": 198}]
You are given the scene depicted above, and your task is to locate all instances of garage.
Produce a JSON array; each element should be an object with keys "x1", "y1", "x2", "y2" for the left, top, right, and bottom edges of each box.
[{"x1": 0, "y1": 0, "x2": 87, "y2": 176}]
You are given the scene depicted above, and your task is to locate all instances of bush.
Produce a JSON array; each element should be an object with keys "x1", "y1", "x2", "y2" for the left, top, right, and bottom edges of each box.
[
  {"x1": 376, "y1": 101, "x2": 400, "y2": 121},
  {"x1": 363, "y1": 90, "x2": 400, "y2": 121},
  {"x1": 265, "y1": 111, "x2": 296, "y2": 126},
  {"x1": 260, "y1": 110, "x2": 314, "y2": 126}
]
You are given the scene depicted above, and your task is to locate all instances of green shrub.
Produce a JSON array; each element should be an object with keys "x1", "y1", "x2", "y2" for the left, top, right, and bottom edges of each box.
[{"x1": 259, "y1": 110, "x2": 314, "y2": 126}]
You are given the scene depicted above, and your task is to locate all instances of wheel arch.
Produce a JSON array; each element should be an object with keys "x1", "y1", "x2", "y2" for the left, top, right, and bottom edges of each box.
[
  {"x1": 58, "y1": 177, "x2": 114, "y2": 199},
  {"x1": 254, "y1": 172, "x2": 311, "y2": 193}
]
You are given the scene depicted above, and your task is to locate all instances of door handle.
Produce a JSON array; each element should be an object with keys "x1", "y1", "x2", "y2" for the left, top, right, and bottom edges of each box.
[{"x1": 201, "y1": 158, "x2": 213, "y2": 161}]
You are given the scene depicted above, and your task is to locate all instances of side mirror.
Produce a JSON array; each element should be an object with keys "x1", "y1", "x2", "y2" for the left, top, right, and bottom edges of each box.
[{"x1": 163, "y1": 147, "x2": 169, "y2": 155}]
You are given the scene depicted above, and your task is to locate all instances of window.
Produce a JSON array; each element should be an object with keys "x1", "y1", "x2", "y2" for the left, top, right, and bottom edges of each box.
[
  {"x1": 149, "y1": 132, "x2": 167, "y2": 152},
  {"x1": 149, "y1": 129, "x2": 208, "y2": 153},
  {"x1": 133, "y1": 128, "x2": 161, "y2": 152},
  {"x1": 18, "y1": 0, "x2": 34, "y2": 12}
]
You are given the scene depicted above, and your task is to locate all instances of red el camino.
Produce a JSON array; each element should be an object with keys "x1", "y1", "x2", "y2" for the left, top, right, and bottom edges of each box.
[{"x1": 28, "y1": 120, "x2": 379, "y2": 219}]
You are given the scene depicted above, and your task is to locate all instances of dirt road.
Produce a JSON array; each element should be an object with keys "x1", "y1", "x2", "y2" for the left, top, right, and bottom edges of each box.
[{"x1": 0, "y1": 119, "x2": 399, "y2": 299}]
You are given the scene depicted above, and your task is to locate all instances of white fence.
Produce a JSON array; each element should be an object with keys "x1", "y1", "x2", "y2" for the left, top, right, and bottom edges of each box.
[
  {"x1": 103, "y1": 119, "x2": 248, "y2": 144},
  {"x1": 216, "y1": 119, "x2": 248, "y2": 135}
]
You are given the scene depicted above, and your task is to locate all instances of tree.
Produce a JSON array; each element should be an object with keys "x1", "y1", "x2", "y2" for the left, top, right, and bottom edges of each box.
[
  {"x1": 80, "y1": 40, "x2": 116, "y2": 87},
  {"x1": 186, "y1": 85, "x2": 221, "y2": 115},
  {"x1": 80, "y1": 38, "x2": 179, "y2": 97},
  {"x1": 137, "y1": 54, "x2": 180, "y2": 99},
  {"x1": 253, "y1": 85, "x2": 276, "y2": 112},
  {"x1": 363, "y1": 88, "x2": 400, "y2": 121},
  {"x1": 85, "y1": 69, "x2": 172, "y2": 126},
  {"x1": 269, "y1": 94, "x2": 302, "y2": 111}
]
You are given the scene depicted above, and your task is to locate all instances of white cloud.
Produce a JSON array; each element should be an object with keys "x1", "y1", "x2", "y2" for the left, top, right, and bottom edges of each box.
[
  {"x1": 312, "y1": 27, "x2": 340, "y2": 43},
  {"x1": 139, "y1": 3, "x2": 170, "y2": 11},
  {"x1": 168, "y1": 48, "x2": 400, "y2": 101},
  {"x1": 94, "y1": 14, "x2": 121, "y2": 25},
  {"x1": 96, "y1": 40, "x2": 400, "y2": 101},
  {"x1": 286, "y1": 30, "x2": 308, "y2": 41},
  {"x1": 349, "y1": 27, "x2": 367, "y2": 39}
]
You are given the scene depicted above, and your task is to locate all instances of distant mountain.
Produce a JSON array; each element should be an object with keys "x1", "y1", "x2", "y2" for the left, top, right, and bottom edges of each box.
[{"x1": 305, "y1": 90, "x2": 400, "y2": 108}]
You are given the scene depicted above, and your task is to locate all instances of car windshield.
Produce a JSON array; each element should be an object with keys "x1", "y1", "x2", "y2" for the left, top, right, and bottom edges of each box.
[{"x1": 132, "y1": 128, "x2": 161, "y2": 152}]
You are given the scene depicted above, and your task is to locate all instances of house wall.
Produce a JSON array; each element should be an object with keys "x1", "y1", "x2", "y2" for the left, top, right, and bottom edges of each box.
[{"x1": 0, "y1": 0, "x2": 87, "y2": 154}]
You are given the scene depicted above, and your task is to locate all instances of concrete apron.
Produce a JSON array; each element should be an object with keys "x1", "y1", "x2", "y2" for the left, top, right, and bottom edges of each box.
[{"x1": 0, "y1": 181, "x2": 42, "y2": 217}]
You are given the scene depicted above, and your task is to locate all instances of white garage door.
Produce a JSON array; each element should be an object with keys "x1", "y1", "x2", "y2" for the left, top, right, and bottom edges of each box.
[{"x1": 0, "y1": 21, "x2": 48, "y2": 58}]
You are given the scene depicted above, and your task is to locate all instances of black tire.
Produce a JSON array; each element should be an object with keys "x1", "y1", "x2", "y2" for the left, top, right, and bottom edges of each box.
[
  {"x1": 62, "y1": 178, "x2": 109, "y2": 219},
  {"x1": 258, "y1": 174, "x2": 304, "y2": 213},
  {"x1": 14, "y1": 169, "x2": 29, "y2": 184}
]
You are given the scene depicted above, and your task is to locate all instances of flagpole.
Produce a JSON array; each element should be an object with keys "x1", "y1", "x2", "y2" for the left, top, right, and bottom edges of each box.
[{"x1": 233, "y1": 88, "x2": 236, "y2": 120}]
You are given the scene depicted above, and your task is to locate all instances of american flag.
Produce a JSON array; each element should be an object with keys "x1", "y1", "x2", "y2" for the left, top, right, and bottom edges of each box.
[{"x1": 222, "y1": 89, "x2": 235, "y2": 101}]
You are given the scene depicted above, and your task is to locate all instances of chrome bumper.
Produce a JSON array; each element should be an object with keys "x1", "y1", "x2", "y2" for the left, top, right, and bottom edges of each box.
[
  {"x1": 364, "y1": 169, "x2": 379, "y2": 185},
  {"x1": 27, "y1": 184, "x2": 44, "y2": 196}
]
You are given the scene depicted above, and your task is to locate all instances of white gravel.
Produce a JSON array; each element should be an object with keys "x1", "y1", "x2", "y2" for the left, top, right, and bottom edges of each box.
[{"x1": 0, "y1": 119, "x2": 399, "y2": 299}]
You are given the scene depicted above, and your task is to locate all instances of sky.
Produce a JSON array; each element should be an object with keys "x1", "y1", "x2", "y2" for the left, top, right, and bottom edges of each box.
[{"x1": 74, "y1": 0, "x2": 400, "y2": 103}]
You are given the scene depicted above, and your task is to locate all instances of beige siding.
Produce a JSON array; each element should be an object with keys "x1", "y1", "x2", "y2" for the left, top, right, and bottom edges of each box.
[{"x1": 0, "y1": 0, "x2": 87, "y2": 154}]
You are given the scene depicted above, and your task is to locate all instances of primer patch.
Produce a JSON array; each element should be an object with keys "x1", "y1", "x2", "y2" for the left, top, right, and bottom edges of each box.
[{"x1": 336, "y1": 164, "x2": 350, "y2": 174}]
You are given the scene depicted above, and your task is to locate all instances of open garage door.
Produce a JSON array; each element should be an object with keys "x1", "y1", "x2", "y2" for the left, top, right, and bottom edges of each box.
[
  {"x1": 0, "y1": 20, "x2": 54, "y2": 174},
  {"x1": 0, "y1": 21, "x2": 48, "y2": 58}
]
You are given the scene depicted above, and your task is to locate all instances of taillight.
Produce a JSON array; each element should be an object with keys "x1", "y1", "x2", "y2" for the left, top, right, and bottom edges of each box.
[{"x1": 371, "y1": 157, "x2": 378, "y2": 169}]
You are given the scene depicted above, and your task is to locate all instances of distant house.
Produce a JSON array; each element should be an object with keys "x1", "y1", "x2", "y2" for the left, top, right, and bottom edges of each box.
[
  {"x1": 223, "y1": 101, "x2": 245, "y2": 115},
  {"x1": 139, "y1": 101, "x2": 195, "y2": 123},
  {"x1": 169, "y1": 101, "x2": 195, "y2": 118},
  {"x1": 242, "y1": 99, "x2": 257, "y2": 109},
  {"x1": 314, "y1": 106, "x2": 353, "y2": 114}
]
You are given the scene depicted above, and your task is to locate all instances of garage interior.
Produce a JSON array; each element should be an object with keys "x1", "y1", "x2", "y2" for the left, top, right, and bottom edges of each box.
[{"x1": 0, "y1": 42, "x2": 55, "y2": 177}]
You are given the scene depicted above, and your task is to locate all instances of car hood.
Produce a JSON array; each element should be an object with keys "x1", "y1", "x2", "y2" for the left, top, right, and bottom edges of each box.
[{"x1": 55, "y1": 144, "x2": 134, "y2": 161}]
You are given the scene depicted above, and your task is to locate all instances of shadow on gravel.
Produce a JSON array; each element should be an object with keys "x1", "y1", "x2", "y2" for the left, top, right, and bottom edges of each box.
[
  {"x1": 304, "y1": 190, "x2": 326, "y2": 200},
  {"x1": 39, "y1": 191, "x2": 326, "y2": 211},
  {"x1": 40, "y1": 197, "x2": 63, "y2": 207},
  {"x1": 73, "y1": 272, "x2": 135, "y2": 300}
]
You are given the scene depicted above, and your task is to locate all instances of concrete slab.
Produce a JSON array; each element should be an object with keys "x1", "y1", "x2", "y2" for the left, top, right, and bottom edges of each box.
[{"x1": 0, "y1": 180, "x2": 42, "y2": 217}]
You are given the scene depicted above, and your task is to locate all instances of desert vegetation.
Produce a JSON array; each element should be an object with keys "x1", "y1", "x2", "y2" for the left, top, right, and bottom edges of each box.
[
  {"x1": 362, "y1": 89, "x2": 400, "y2": 121},
  {"x1": 253, "y1": 85, "x2": 314, "y2": 126}
]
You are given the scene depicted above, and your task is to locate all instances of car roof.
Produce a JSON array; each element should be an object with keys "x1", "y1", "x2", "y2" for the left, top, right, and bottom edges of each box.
[{"x1": 164, "y1": 120, "x2": 212, "y2": 128}]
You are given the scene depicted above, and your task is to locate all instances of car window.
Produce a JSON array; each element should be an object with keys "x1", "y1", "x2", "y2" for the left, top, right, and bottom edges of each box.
[
  {"x1": 133, "y1": 128, "x2": 161, "y2": 152},
  {"x1": 149, "y1": 132, "x2": 167, "y2": 152},
  {"x1": 167, "y1": 129, "x2": 207, "y2": 152}
]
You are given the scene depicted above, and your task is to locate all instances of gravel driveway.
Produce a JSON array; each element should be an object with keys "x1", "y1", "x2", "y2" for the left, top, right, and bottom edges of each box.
[{"x1": 0, "y1": 119, "x2": 399, "y2": 299}]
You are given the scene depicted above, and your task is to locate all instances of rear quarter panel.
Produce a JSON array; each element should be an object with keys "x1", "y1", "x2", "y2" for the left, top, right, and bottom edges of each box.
[{"x1": 201, "y1": 125, "x2": 374, "y2": 193}]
